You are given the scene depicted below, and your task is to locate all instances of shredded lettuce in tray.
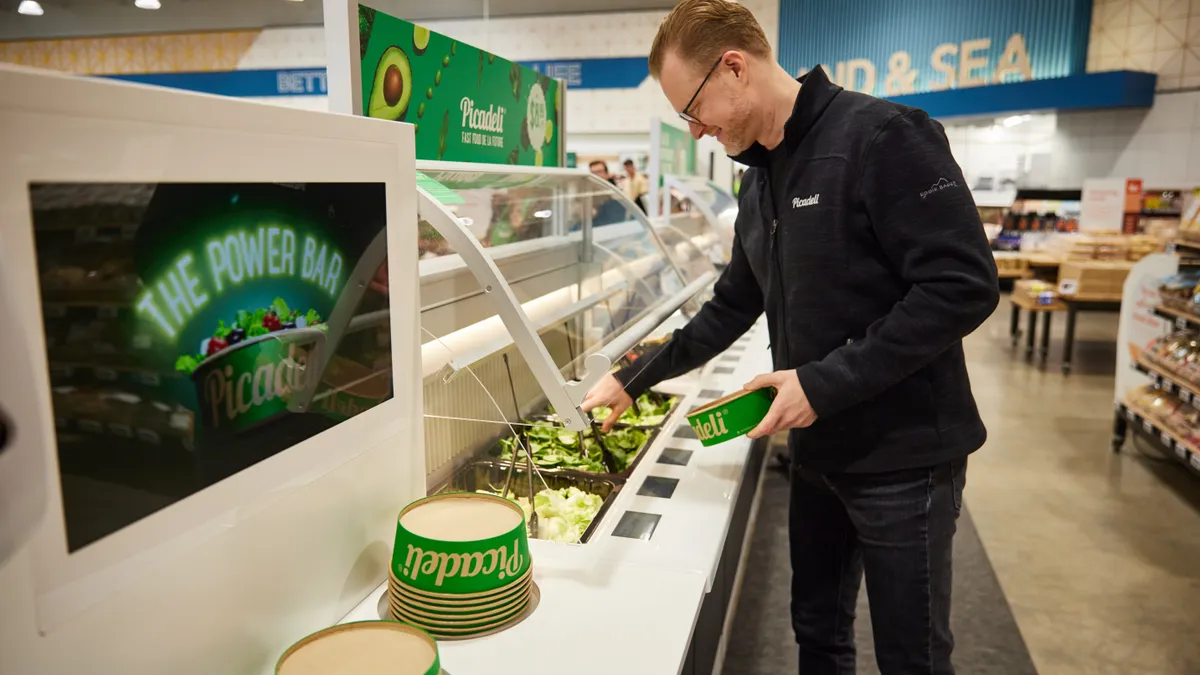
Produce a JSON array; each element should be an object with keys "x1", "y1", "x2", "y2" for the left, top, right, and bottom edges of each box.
[
  {"x1": 482, "y1": 487, "x2": 604, "y2": 544},
  {"x1": 498, "y1": 420, "x2": 647, "y2": 473},
  {"x1": 591, "y1": 392, "x2": 676, "y2": 427}
]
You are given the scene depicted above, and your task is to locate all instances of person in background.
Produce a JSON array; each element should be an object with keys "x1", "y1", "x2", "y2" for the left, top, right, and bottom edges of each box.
[
  {"x1": 581, "y1": 1, "x2": 999, "y2": 673},
  {"x1": 623, "y1": 158, "x2": 650, "y2": 213},
  {"x1": 734, "y1": 168, "x2": 745, "y2": 196},
  {"x1": 587, "y1": 160, "x2": 630, "y2": 226}
]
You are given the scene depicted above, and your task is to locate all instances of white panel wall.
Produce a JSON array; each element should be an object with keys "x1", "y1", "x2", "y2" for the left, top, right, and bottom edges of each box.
[{"x1": 943, "y1": 91, "x2": 1200, "y2": 191}]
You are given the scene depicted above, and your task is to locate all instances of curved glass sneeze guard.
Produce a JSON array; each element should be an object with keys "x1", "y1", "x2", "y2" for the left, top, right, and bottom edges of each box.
[
  {"x1": 414, "y1": 166, "x2": 699, "y2": 432},
  {"x1": 663, "y1": 175, "x2": 738, "y2": 266}
]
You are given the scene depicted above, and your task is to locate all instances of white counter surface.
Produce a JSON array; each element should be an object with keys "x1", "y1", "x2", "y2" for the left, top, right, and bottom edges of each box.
[{"x1": 339, "y1": 317, "x2": 774, "y2": 675}]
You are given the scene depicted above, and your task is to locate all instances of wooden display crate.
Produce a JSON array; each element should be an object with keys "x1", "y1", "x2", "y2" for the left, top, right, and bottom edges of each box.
[{"x1": 1056, "y1": 260, "x2": 1133, "y2": 299}]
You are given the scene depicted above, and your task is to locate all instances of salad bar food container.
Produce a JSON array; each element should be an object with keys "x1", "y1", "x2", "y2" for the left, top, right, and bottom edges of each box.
[
  {"x1": 488, "y1": 419, "x2": 664, "y2": 480},
  {"x1": 438, "y1": 459, "x2": 625, "y2": 544},
  {"x1": 275, "y1": 620, "x2": 440, "y2": 675},
  {"x1": 390, "y1": 492, "x2": 531, "y2": 596},
  {"x1": 686, "y1": 387, "x2": 775, "y2": 447}
]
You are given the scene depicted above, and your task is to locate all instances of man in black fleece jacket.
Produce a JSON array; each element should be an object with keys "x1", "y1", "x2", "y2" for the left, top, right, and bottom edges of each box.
[{"x1": 581, "y1": 2, "x2": 999, "y2": 674}]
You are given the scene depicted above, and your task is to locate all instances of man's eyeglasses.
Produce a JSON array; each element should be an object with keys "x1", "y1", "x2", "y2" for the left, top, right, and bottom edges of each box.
[{"x1": 678, "y1": 55, "x2": 723, "y2": 125}]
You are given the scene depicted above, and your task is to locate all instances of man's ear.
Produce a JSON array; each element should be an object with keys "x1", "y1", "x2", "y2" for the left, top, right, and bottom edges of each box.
[{"x1": 726, "y1": 51, "x2": 747, "y2": 81}]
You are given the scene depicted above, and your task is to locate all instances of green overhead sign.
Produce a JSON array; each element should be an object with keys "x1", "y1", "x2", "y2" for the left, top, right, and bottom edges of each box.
[{"x1": 358, "y1": 4, "x2": 562, "y2": 167}]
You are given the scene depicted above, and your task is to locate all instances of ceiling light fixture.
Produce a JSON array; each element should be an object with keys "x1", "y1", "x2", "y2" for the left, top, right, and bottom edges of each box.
[
  {"x1": 1002, "y1": 114, "x2": 1032, "y2": 128},
  {"x1": 134, "y1": 0, "x2": 162, "y2": 9},
  {"x1": 18, "y1": 1, "x2": 44, "y2": 15}
]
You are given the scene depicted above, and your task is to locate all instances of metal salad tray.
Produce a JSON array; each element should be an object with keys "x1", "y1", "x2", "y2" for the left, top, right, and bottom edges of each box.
[
  {"x1": 437, "y1": 459, "x2": 625, "y2": 544},
  {"x1": 485, "y1": 419, "x2": 665, "y2": 480}
]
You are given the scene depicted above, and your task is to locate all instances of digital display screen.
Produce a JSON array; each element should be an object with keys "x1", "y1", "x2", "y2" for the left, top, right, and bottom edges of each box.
[{"x1": 30, "y1": 182, "x2": 392, "y2": 552}]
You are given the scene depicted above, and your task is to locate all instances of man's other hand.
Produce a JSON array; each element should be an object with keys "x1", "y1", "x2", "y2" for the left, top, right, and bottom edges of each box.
[
  {"x1": 745, "y1": 370, "x2": 817, "y2": 439},
  {"x1": 581, "y1": 373, "x2": 635, "y2": 433}
]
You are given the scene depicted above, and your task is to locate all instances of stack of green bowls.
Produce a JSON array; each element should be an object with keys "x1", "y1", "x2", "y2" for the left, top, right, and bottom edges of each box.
[
  {"x1": 276, "y1": 621, "x2": 440, "y2": 675},
  {"x1": 388, "y1": 493, "x2": 533, "y2": 638}
]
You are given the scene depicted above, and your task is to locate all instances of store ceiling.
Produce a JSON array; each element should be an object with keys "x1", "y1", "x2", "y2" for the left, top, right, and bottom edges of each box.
[{"x1": 0, "y1": 0, "x2": 678, "y2": 40}]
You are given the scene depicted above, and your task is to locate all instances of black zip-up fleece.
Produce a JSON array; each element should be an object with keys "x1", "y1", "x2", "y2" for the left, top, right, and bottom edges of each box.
[{"x1": 617, "y1": 66, "x2": 1000, "y2": 473}]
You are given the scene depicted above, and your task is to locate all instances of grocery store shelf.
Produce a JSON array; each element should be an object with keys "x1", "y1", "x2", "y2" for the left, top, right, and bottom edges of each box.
[
  {"x1": 1167, "y1": 240, "x2": 1200, "y2": 257},
  {"x1": 1133, "y1": 358, "x2": 1200, "y2": 405},
  {"x1": 1117, "y1": 402, "x2": 1200, "y2": 477},
  {"x1": 1152, "y1": 305, "x2": 1200, "y2": 331}
]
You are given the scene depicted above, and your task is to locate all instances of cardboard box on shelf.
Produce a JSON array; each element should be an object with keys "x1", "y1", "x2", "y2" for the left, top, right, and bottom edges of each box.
[{"x1": 1056, "y1": 260, "x2": 1133, "y2": 299}]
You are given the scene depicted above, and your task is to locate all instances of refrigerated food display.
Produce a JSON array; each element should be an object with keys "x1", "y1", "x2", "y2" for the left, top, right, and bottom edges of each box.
[
  {"x1": 355, "y1": 159, "x2": 772, "y2": 675},
  {"x1": 661, "y1": 174, "x2": 738, "y2": 267}
]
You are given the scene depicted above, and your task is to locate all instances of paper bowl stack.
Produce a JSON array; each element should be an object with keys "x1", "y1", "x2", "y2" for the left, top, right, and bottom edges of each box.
[
  {"x1": 276, "y1": 621, "x2": 440, "y2": 675},
  {"x1": 388, "y1": 492, "x2": 533, "y2": 638}
]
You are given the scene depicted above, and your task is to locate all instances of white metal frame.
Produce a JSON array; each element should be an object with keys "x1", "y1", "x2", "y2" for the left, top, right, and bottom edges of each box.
[
  {"x1": 0, "y1": 65, "x2": 421, "y2": 675},
  {"x1": 413, "y1": 161, "x2": 709, "y2": 430}
]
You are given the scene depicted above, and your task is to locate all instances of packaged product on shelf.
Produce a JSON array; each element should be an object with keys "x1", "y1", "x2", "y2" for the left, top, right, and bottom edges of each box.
[
  {"x1": 1163, "y1": 403, "x2": 1200, "y2": 442},
  {"x1": 1127, "y1": 384, "x2": 1183, "y2": 420},
  {"x1": 1157, "y1": 272, "x2": 1200, "y2": 315},
  {"x1": 1144, "y1": 331, "x2": 1200, "y2": 385}
]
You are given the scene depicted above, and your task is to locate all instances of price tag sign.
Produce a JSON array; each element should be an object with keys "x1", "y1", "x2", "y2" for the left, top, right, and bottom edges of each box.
[
  {"x1": 1162, "y1": 432, "x2": 1175, "y2": 448},
  {"x1": 1178, "y1": 317, "x2": 1190, "y2": 330},
  {"x1": 1183, "y1": 390, "x2": 1194, "y2": 405},
  {"x1": 1126, "y1": 408, "x2": 1136, "y2": 422},
  {"x1": 1177, "y1": 445, "x2": 1188, "y2": 460},
  {"x1": 1191, "y1": 454, "x2": 1200, "y2": 471},
  {"x1": 1152, "y1": 376, "x2": 1162, "y2": 389},
  {"x1": 1144, "y1": 420, "x2": 1155, "y2": 434}
]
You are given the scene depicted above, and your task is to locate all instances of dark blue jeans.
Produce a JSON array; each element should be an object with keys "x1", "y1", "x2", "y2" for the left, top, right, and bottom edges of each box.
[{"x1": 790, "y1": 459, "x2": 967, "y2": 675}]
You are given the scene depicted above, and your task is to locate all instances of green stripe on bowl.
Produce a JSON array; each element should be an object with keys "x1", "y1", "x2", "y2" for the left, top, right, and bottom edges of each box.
[
  {"x1": 685, "y1": 388, "x2": 774, "y2": 447},
  {"x1": 391, "y1": 493, "x2": 531, "y2": 595}
]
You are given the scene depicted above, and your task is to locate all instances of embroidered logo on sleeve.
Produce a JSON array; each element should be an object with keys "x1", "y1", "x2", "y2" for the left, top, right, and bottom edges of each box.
[
  {"x1": 920, "y1": 177, "x2": 958, "y2": 199},
  {"x1": 792, "y1": 194, "x2": 820, "y2": 208}
]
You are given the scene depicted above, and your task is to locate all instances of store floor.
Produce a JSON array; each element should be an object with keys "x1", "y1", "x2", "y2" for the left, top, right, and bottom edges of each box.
[{"x1": 721, "y1": 297, "x2": 1200, "y2": 675}]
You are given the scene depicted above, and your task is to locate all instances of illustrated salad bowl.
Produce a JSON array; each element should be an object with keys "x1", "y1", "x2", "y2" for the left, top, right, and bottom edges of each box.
[{"x1": 175, "y1": 298, "x2": 329, "y2": 435}]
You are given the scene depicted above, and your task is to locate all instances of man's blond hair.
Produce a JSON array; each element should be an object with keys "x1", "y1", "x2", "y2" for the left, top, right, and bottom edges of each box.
[{"x1": 649, "y1": 0, "x2": 772, "y2": 79}]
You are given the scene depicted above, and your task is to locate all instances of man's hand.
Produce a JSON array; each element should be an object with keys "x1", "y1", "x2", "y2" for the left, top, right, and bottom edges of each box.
[
  {"x1": 581, "y1": 373, "x2": 635, "y2": 433},
  {"x1": 744, "y1": 370, "x2": 817, "y2": 439}
]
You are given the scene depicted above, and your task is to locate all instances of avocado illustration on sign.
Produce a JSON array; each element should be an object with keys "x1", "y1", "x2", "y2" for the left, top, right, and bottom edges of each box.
[
  {"x1": 413, "y1": 25, "x2": 430, "y2": 55},
  {"x1": 368, "y1": 46, "x2": 413, "y2": 121},
  {"x1": 358, "y1": 6, "x2": 376, "y2": 59}
]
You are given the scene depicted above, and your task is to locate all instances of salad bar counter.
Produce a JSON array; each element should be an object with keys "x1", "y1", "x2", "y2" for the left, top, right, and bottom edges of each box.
[{"x1": 344, "y1": 319, "x2": 774, "y2": 675}]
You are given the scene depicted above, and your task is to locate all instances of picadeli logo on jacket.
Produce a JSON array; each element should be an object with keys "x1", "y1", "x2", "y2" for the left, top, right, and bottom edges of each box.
[
  {"x1": 920, "y1": 177, "x2": 958, "y2": 199},
  {"x1": 792, "y1": 194, "x2": 820, "y2": 208}
]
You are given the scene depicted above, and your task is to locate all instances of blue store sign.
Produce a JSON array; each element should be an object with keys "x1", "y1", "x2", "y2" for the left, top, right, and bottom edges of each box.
[
  {"x1": 518, "y1": 57, "x2": 649, "y2": 90},
  {"x1": 778, "y1": 0, "x2": 1093, "y2": 98},
  {"x1": 100, "y1": 57, "x2": 648, "y2": 100},
  {"x1": 103, "y1": 68, "x2": 329, "y2": 97}
]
